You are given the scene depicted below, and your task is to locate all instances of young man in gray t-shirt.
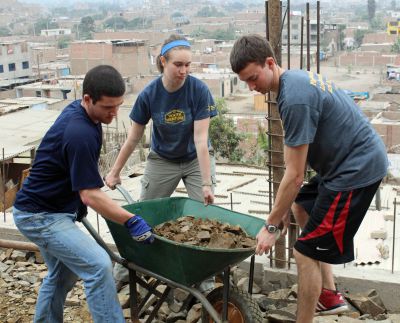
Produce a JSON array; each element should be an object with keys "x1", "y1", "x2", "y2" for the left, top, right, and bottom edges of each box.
[{"x1": 230, "y1": 34, "x2": 387, "y2": 323}]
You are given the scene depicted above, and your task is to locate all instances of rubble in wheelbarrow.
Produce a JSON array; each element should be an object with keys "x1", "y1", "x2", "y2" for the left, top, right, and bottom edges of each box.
[{"x1": 153, "y1": 216, "x2": 256, "y2": 248}]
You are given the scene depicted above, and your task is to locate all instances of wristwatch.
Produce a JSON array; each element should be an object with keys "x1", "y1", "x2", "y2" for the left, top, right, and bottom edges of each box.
[{"x1": 264, "y1": 223, "x2": 279, "y2": 234}]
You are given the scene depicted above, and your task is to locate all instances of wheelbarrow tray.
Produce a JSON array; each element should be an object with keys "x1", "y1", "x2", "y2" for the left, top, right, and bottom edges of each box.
[{"x1": 106, "y1": 197, "x2": 264, "y2": 286}]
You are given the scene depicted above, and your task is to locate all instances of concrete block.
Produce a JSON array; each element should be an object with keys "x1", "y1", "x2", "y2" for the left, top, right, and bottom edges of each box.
[
  {"x1": 383, "y1": 213, "x2": 394, "y2": 221},
  {"x1": 370, "y1": 230, "x2": 387, "y2": 240}
]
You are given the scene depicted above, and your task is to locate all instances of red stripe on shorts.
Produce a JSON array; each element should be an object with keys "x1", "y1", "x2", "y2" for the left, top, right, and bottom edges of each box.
[
  {"x1": 298, "y1": 192, "x2": 341, "y2": 241},
  {"x1": 332, "y1": 191, "x2": 352, "y2": 254},
  {"x1": 298, "y1": 191, "x2": 354, "y2": 255}
]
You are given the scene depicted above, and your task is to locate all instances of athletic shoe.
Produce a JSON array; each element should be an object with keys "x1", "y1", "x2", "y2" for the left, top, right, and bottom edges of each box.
[{"x1": 316, "y1": 288, "x2": 349, "y2": 315}]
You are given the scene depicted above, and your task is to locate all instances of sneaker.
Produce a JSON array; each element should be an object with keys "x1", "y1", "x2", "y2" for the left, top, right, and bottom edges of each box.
[{"x1": 316, "y1": 288, "x2": 349, "y2": 315}]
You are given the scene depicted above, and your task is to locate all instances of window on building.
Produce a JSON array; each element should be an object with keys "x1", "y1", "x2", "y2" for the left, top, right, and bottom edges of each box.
[
  {"x1": 0, "y1": 65, "x2": 3, "y2": 73},
  {"x1": 22, "y1": 61, "x2": 29, "y2": 69},
  {"x1": 8, "y1": 63, "x2": 16, "y2": 71},
  {"x1": 36, "y1": 91, "x2": 42, "y2": 97},
  {"x1": 292, "y1": 24, "x2": 299, "y2": 30},
  {"x1": 292, "y1": 35, "x2": 299, "y2": 40}
]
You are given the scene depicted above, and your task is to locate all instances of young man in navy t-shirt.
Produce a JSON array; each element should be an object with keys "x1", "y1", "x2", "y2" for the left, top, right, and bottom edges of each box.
[
  {"x1": 13, "y1": 65, "x2": 153, "y2": 323},
  {"x1": 230, "y1": 35, "x2": 387, "y2": 323}
]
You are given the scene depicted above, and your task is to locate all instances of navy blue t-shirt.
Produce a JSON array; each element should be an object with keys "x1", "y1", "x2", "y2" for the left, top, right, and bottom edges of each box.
[
  {"x1": 130, "y1": 75, "x2": 217, "y2": 161},
  {"x1": 14, "y1": 100, "x2": 104, "y2": 213},
  {"x1": 277, "y1": 70, "x2": 388, "y2": 191}
]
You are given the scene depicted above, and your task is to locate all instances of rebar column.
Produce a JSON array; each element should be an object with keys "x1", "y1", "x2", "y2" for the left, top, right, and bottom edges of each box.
[
  {"x1": 306, "y1": 2, "x2": 310, "y2": 71},
  {"x1": 266, "y1": 0, "x2": 286, "y2": 268},
  {"x1": 300, "y1": 16, "x2": 304, "y2": 69}
]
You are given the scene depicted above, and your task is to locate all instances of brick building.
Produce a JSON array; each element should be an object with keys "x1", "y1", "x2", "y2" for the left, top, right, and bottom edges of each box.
[{"x1": 69, "y1": 39, "x2": 150, "y2": 78}]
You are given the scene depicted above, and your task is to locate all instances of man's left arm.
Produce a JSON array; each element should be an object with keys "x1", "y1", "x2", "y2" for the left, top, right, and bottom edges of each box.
[
  {"x1": 255, "y1": 143, "x2": 308, "y2": 255},
  {"x1": 79, "y1": 188, "x2": 133, "y2": 224},
  {"x1": 194, "y1": 117, "x2": 214, "y2": 205}
]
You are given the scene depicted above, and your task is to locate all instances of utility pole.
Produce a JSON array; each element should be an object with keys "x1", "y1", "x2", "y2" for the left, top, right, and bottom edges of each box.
[
  {"x1": 266, "y1": 0, "x2": 286, "y2": 268},
  {"x1": 37, "y1": 52, "x2": 41, "y2": 80}
]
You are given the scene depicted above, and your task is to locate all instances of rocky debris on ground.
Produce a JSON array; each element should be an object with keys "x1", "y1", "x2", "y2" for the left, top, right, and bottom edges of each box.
[
  {"x1": 0, "y1": 248, "x2": 92, "y2": 323},
  {"x1": 153, "y1": 216, "x2": 256, "y2": 248},
  {"x1": 1, "y1": 247, "x2": 400, "y2": 323}
]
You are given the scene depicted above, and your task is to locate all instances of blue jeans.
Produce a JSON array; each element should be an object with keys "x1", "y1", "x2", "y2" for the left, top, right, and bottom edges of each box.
[{"x1": 13, "y1": 207, "x2": 125, "y2": 323}]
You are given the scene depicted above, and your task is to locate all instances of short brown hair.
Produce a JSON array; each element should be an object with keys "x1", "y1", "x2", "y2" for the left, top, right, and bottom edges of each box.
[{"x1": 230, "y1": 34, "x2": 276, "y2": 74}]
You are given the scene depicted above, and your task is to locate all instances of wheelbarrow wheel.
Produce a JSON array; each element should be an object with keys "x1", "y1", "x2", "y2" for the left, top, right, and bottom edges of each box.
[{"x1": 201, "y1": 286, "x2": 264, "y2": 323}]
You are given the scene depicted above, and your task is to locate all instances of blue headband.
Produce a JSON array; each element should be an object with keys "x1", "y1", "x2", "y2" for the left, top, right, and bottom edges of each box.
[{"x1": 161, "y1": 40, "x2": 191, "y2": 56}]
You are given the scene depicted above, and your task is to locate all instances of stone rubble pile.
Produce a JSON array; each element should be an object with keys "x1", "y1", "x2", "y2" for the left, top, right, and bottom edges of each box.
[
  {"x1": 154, "y1": 216, "x2": 256, "y2": 248},
  {"x1": 1, "y1": 247, "x2": 400, "y2": 323}
]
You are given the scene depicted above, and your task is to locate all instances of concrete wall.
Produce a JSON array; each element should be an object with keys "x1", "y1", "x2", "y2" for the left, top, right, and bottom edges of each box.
[
  {"x1": 372, "y1": 122, "x2": 400, "y2": 149},
  {"x1": 338, "y1": 52, "x2": 399, "y2": 67},
  {"x1": 254, "y1": 94, "x2": 267, "y2": 113}
]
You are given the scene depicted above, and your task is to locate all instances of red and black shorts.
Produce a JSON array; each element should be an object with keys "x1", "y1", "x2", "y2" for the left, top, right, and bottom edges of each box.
[{"x1": 293, "y1": 175, "x2": 381, "y2": 264}]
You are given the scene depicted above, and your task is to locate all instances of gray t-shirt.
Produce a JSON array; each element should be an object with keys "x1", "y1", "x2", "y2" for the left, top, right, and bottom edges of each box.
[{"x1": 277, "y1": 70, "x2": 387, "y2": 191}]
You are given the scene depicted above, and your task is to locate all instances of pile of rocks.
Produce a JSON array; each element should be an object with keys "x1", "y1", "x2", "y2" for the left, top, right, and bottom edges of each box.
[
  {"x1": 154, "y1": 216, "x2": 255, "y2": 248},
  {"x1": 0, "y1": 248, "x2": 91, "y2": 323},
  {"x1": 1, "y1": 247, "x2": 400, "y2": 323}
]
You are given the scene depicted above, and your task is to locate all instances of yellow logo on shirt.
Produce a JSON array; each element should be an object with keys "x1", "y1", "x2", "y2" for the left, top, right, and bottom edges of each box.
[
  {"x1": 165, "y1": 109, "x2": 185, "y2": 123},
  {"x1": 308, "y1": 71, "x2": 334, "y2": 94}
]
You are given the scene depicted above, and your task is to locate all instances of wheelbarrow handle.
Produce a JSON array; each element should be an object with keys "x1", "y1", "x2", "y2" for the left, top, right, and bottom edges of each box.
[
  {"x1": 81, "y1": 217, "x2": 125, "y2": 265},
  {"x1": 115, "y1": 184, "x2": 135, "y2": 204}
]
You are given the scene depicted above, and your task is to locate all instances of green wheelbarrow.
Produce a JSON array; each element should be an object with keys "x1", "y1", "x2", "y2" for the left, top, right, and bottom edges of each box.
[{"x1": 82, "y1": 186, "x2": 265, "y2": 323}]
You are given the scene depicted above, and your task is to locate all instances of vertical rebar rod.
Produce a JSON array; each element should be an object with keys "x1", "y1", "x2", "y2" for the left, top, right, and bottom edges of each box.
[
  {"x1": 300, "y1": 16, "x2": 304, "y2": 69},
  {"x1": 2, "y1": 148, "x2": 5, "y2": 222},
  {"x1": 306, "y1": 2, "x2": 310, "y2": 71},
  {"x1": 287, "y1": 0, "x2": 290, "y2": 69},
  {"x1": 392, "y1": 198, "x2": 397, "y2": 274},
  {"x1": 317, "y1": 1, "x2": 320, "y2": 73},
  {"x1": 230, "y1": 192, "x2": 233, "y2": 211},
  {"x1": 265, "y1": 1, "x2": 269, "y2": 40}
]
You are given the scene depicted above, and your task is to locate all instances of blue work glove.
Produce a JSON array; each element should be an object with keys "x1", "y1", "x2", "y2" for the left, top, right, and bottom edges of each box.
[{"x1": 124, "y1": 215, "x2": 154, "y2": 244}]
